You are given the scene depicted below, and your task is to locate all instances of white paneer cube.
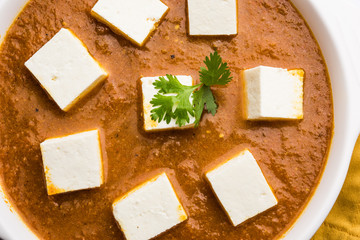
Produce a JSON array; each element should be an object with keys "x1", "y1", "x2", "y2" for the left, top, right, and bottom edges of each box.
[
  {"x1": 40, "y1": 130, "x2": 104, "y2": 195},
  {"x1": 206, "y1": 149, "x2": 277, "y2": 226},
  {"x1": 112, "y1": 173, "x2": 187, "y2": 240},
  {"x1": 187, "y1": 0, "x2": 238, "y2": 36},
  {"x1": 25, "y1": 28, "x2": 108, "y2": 112},
  {"x1": 141, "y1": 75, "x2": 196, "y2": 132},
  {"x1": 242, "y1": 66, "x2": 304, "y2": 120},
  {"x1": 91, "y1": 0, "x2": 169, "y2": 46}
]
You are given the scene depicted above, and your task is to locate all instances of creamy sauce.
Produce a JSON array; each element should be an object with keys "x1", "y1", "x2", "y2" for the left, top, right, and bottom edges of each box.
[{"x1": 0, "y1": 0, "x2": 333, "y2": 239}]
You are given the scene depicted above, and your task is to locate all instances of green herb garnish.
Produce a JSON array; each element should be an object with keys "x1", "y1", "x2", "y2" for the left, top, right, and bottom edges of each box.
[{"x1": 150, "y1": 51, "x2": 232, "y2": 127}]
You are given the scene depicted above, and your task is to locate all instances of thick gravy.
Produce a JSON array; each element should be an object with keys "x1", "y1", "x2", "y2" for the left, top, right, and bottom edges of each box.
[{"x1": 0, "y1": 0, "x2": 333, "y2": 239}]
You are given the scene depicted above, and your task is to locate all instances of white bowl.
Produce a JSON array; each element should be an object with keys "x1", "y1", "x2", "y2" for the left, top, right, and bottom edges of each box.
[{"x1": 0, "y1": 0, "x2": 359, "y2": 239}]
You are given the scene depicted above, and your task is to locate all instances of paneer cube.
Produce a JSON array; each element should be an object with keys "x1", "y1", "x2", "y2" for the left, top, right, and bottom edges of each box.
[
  {"x1": 40, "y1": 130, "x2": 104, "y2": 195},
  {"x1": 91, "y1": 0, "x2": 169, "y2": 46},
  {"x1": 25, "y1": 28, "x2": 108, "y2": 112},
  {"x1": 242, "y1": 66, "x2": 304, "y2": 120},
  {"x1": 112, "y1": 173, "x2": 187, "y2": 240},
  {"x1": 206, "y1": 149, "x2": 278, "y2": 226},
  {"x1": 141, "y1": 75, "x2": 196, "y2": 132},
  {"x1": 187, "y1": 0, "x2": 238, "y2": 36}
]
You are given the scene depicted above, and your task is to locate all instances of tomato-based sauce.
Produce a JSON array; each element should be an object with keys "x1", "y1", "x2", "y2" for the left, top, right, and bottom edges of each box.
[{"x1": 0, "y1": 0, "x2": 333, "y2": 239}]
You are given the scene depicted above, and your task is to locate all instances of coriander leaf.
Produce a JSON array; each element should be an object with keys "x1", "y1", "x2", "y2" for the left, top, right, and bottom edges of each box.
[
  {"x1": 193, "y1": 87, "x2": 205, "y2": 126},
  {"x1": 199, "y1": 51, "x2": 232, "y2": 86},
  {"x1": 149, "y1": 51, "x2": 232, "y2": 128},
  {"x1": 150, "y1": 94, "x2": 175, "y2": 124},
  {"x1": 193, "y1": 85, "x2": 217, "y2": 126},
  {"x1": 150, "y1": 75, "x2": 199, "y2": 127},
  {"x1": 153, "y1": 74, "x2": 188, "y2": 94},
  {"x1": 202, "y1": 85, "x2": 217, "y2": 115}
]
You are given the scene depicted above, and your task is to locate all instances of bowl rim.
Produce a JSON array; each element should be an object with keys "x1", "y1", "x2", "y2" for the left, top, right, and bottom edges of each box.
[{"x1": 283, "y1": 0, "x2": 359, "y2": 238}]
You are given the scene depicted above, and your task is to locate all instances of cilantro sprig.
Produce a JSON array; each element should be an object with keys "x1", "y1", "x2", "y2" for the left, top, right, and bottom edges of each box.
[
  {"x1": 150, "y1": 51, "x2": 232, "y2": 127},
  {"x1": 151, "y1": 74, "x2": 200, "y2": 127}
]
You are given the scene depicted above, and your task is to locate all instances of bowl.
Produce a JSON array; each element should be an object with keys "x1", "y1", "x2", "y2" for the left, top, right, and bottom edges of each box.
[{"x1": 0, "y1": 0, "x2": 359, "y2": 239}]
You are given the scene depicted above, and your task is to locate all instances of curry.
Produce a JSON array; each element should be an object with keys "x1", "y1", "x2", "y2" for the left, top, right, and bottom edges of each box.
[{"x1": 0, "y1": 0, "x2": 333, "y2": 239}]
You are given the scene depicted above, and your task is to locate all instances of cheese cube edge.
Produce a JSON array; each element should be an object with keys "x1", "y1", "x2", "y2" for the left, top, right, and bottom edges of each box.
[
  {"x1": 205, "y1": 149, "x2": 278, "y2": 226},
  {"x1": 242, "y1": 66, "x2": 304, "y2": 120},
  {"x1": 25, "y1": 28, "x2": 108, "y2": 112},
  {"x1": 141, "y1": 75, "x2": 196, "y2": 132},
  {"x1": 40, "y1": 129, "x2": 104, "y2": 195},
  {"x1": 91, "y1": 0, "x2": 169, "y2": 47},
  {"x1": 112, "y1": 172, "x2": 187, "y2": 240}
]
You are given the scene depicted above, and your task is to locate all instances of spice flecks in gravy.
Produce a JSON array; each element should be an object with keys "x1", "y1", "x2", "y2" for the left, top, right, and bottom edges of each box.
[{"x1": 0, "y1": 0, "x2": 333, "y2": 239}]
